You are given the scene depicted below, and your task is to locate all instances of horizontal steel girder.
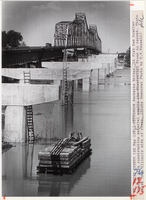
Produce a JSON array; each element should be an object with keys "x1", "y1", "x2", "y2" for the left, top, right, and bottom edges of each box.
[{"x1": 2, "y1": 46, "x2": 101, "y2": 67}]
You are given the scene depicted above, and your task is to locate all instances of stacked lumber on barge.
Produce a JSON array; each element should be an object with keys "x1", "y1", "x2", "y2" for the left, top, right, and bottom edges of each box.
[{"x1": 37, "y1": 134, "x2": 92, "y2": 174}]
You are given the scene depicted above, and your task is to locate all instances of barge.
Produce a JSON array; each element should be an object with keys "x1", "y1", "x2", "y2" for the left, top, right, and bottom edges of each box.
[{"x1": 37, "y1": 132, "x2": 92, "y2": 174}]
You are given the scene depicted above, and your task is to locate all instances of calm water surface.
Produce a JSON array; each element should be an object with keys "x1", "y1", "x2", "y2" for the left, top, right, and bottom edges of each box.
[{"x1": 2, "y1": 68, "x2": 131, "y2": 196}]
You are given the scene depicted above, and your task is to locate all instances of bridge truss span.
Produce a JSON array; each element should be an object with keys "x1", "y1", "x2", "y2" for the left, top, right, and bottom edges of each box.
[
  {"x1": 54, "y1": 13, "x2": 102, "y2": 53},
  {"x1": 2, "y1": 13, "x2": 102, "y2": 68}
]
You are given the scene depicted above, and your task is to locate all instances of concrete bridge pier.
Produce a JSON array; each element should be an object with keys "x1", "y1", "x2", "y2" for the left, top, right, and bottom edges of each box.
[
  {"x1": 3, "y1": 106, "x2": 27, "y2": 143},
  {"x1": 109, "y1": 62, "x2": 116, "y2": 76},
  {"x1": 106, "y1": 63, "x2": 110, "y2": 76},
  {"x1": 98, "y1": 67, "x2": 106, "y2": 84},
  {"x1": 82, "y1": 69, "x2": 94, "y2": 91},
  {"x1": 84, "y1": 67, "x2": 110, "y2": 88},
  {"x1": 111, "y1": 63, "x2": 115, "y2": 75},
  {"x1": 90, "y1": 69, "x2": 98, "y2": 85},
  {"x1": 89, "y1": 69, "x2": 93, "y2": 84},
  {"x1": 74, "y1": 80, "x2": 78, "y2": 89},
  {"x1": 82, "y1": 77, "x2": 90, "y2": 91},
  {"x1": 113, "y1": 59, "x2": 117, "y2": 72},
  {"x1": 110, "y1": 64, "x2": 112, "y2": 74}
]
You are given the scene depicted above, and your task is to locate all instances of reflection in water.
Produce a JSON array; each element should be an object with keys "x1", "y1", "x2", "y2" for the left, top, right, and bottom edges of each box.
[
  {"x1": 38, "y1": 156, "x2": 91, "y2": 196},
  {"x1": 61, "y1": 105, "x2": 73, "y2": 138},
  {"x1": 23, "y1": 144, "x2": 34, "y2": 179}
]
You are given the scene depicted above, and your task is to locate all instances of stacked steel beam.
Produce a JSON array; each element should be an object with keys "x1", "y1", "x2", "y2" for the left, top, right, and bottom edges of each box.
[{"x1": 37, "y1": 137, "x2": 92, "y2": 174}]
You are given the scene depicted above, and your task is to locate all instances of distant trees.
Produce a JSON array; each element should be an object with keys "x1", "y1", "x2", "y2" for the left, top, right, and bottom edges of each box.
[
  {"x1": 125, "y1": 47, "x2": 130, "y2": 66},
  {"x1": 2, "y1": 30, "x2": 25, "y2": 48}
]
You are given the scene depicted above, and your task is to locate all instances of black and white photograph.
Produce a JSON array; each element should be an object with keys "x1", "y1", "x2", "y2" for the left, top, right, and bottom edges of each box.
[{"x1": 2, "y1": 0, "x2": 131, "y2": 197}]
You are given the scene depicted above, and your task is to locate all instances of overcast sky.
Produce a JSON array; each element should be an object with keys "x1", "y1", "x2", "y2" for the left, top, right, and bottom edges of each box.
[{"x1": 2, "y1": 1, "x2": 130, "y2": 53}]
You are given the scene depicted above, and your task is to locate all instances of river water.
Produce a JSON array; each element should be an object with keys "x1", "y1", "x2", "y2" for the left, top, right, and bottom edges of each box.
[{"x1": 2, "y1": 68, "x2": 131, "y2": 197}]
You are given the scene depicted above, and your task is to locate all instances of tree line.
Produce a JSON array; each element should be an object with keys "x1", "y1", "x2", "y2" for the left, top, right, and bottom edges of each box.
[{"x1": 2, "y1": 30, "x2": 26, "y2": 48}]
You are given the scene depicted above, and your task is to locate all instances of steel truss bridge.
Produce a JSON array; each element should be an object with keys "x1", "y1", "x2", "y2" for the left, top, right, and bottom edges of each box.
[{"x1": 2, "y1": 13, "x2": 102, "y2": 68}]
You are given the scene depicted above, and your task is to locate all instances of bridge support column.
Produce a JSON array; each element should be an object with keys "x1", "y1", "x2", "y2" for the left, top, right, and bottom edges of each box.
[
  {"x1": 106, "y1": 63, "x2": 110, "y2": 76},
  {"x1": 82, "y1": 78, "x2": 90, "y2": 91},
  {"x1": 108, "y1": 63, "x2": 114, "y2": 76},
  {"x1": 89, "y1": 70, "x2": 93, "y2": 85},
  {"x1": 97, "y1": 69, "x2": 100, "y2": 85},
  {"x1": 74, "y1": 80, "x2": 78, "y2": 89},
  {"x1": 111, "y1": 60, "x2": 116, "y2": 73},
  {"x1": 98, "y1": 68, "x2": 106, "y2": 84},
  {"x1": 91, "y1": 69, "x2": 99, "y2": 85},
  {"x1": 102, "y1": 67, "x2": 105, "y2": 78},
  {"x1": 3, "y1": 106, "x2": 27, "y2": 143}
]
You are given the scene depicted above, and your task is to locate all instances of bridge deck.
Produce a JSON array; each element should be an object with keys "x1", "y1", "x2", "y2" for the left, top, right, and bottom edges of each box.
[{"x1": 2, "y1": 45, "x2": 101, "y2": 68}]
